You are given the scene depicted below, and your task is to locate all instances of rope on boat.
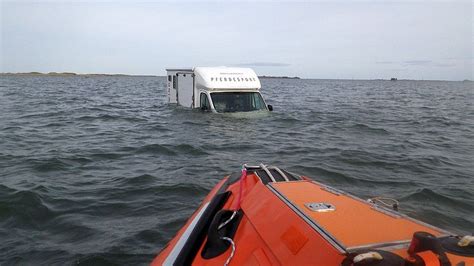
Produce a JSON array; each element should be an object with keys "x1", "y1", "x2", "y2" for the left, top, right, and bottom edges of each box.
[
  {"x1": 220, "y1": 167, "x2": 247, "y2": 230},
  {"x1": 221, "y1": 237, "x2": 235, "y2": 266},
  {"x1": 218, "y1": 211, "x2": 238, "y2": 230},
  {"x1": 218, "y1": 166, "x2": 246, "y2": 265},
  {"x1": 231, "y1": 167, "x2": 247, "y2": 211}
]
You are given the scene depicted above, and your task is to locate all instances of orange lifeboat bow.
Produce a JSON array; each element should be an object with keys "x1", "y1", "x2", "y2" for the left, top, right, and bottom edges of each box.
[{"x1": 152, "y1": 164, "x2": 474, "y2": 266}]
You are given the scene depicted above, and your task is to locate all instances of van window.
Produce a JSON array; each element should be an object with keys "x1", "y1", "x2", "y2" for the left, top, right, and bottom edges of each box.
[
  {"x1": 200, "y1": 93, "x2": 209, "y2": 111},
  {"x1": 211, "y1": 92, "x2": 266, "y2": 113},
  {"x1": 168, "y1": 75, "x2": 171, "y2": 82},
  {"x1": 172, "y1": 76, "x2": 176, "y2": 89}
]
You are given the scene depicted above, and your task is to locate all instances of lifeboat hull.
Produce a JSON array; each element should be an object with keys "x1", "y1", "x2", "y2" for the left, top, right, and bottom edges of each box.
[{"x1": 152, "y1": 165, "x2": 474, "y2": 266}]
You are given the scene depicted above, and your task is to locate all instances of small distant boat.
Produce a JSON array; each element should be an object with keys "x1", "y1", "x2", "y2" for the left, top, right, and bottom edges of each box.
[
  {"x1": 152, "y1": 164, "x2": 474, "y2": 265},
  {"x1": 390, "y1": 77, "x2": 398, "y2": 81}
]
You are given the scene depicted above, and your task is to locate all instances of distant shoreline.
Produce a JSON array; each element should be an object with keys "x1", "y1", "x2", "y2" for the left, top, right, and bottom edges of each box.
[
  {"x1": 2, "y1": 72, "x2": 302, "y2": 79},
  {"x1": 1, "y1": 72, "x2": 471, "y2": 82},
  {"x1": 259, "y1": 75, "x2": 301, "y2": 79},
  {"x1": 0, "y1": 72, "x2": 157, "y2": 77}
]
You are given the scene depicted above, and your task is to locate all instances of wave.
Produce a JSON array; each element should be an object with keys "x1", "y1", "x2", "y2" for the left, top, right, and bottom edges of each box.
[
  {"x1": 338, "y1": 149, "x2": 394, "y2": 166},
  {"x1": 288, "y1": 164, "x2": 419, "y2": 189},
  {"x1": 90, "y1": 152, "x2": 127, "y2": 160},
  {"x1": 420, "y1": 116, "x2": 463, "y2": 127},
  {"x1": 28, "y1": 158, "x2": 72, "y2": 172},
  {"x1": 18, "y1": 110, "x2": 68, "y2": 119},
  {"x1": 75, "y1": 253, "x2": 151, "y2": 266},
  {"x1": 289, "y1": 164, "x2": 359, "y2": 184},
  {"x1": 0, "y1": 188, "x2": 55, "y2": 227},
  {"x1": 76, "y1": 114, "x2": 147, "y2": 123},
  {"x1": 349, "y1": 123, "x2": 390, "y2": 134},
  {"x1": 134, "y1": 143, "x2": 208, "y2": 156},
  {"x1": 272, "y1": 116, "x2": 301, "y2": 124},
  {"x1": 401, "y1": 188, "x2": 473, "y2": 211},
  {"x1": 135, "y1": 144, "x2": 177, "y2": 155},
  {"x1": 118, "y1": 174, "x2": 156, "y2": 186}
]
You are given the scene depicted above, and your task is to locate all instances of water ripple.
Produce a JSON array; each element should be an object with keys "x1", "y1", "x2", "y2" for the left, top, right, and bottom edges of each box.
[{"x1": 1, "y1": 76, "x2": 473, "y2": 264}]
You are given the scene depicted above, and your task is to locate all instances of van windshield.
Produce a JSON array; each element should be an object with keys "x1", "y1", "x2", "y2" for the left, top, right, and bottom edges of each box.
[{"x1": 210, "y1": 92, "x2": 267, "y2": 113}]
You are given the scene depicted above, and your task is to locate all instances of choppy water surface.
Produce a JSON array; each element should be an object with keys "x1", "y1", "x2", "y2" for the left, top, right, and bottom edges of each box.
[{"x1": 0, "y1": 75, "x2": 473, "y2": 265}]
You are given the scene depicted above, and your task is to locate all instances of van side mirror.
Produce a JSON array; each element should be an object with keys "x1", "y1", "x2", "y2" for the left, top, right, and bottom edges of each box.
[{"x1": 267, "y1": 105, "x2": 273, "y2": 111}]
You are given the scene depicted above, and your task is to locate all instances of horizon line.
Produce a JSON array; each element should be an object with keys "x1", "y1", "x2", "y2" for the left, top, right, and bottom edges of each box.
[{"x1": 1, "y1": 71, "x2": 471, "y2": 82}]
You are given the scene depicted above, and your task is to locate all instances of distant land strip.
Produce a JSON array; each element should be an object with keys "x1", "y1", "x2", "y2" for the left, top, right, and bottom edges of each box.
[
  {"x1": 0, "y1": 72, "x2": 158, "y2": 77},
  {"x1": 259, "y1": 75, "x2": 300, "y2": 79},
  {"x1": 1, "y1": 72, "x2": 471, "y2": 82},
  {"x1": 2, "y1": 72, "x2": 301, "y2": 79}
]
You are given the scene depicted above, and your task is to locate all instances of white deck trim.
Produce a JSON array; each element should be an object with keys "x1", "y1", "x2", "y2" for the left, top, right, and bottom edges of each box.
[{"x1": 163, "y1": 201, "x2": 210, "y2": 266}]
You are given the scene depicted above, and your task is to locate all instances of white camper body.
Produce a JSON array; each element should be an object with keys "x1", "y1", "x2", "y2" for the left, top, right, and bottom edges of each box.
[{"x1": 166, "y1": 67, "x2": 271, "y2": 113}]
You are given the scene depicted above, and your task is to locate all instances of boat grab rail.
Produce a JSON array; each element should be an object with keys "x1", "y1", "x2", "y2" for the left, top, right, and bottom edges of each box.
[
  {"x1": 259, "y1": 163, "x2": 276, "y2": 182},
  {"x1": 243, "y1": 163, "x2": 293, "y2": 182}
]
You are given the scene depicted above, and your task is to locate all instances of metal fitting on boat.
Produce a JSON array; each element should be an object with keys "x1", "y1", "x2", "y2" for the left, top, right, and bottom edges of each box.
[
  {"x1": 367, "y1": 196, "x2": 399, "y2": 211},
  {"x1": 353, "y1": 251, "x2": 383, "y2": 263},
  {"x1": 458, "y1": 235, "x2": 474, "y2": 247}
]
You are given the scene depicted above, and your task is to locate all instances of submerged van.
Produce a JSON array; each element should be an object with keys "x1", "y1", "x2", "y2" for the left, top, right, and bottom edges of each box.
[{"x1": 166, "y1": 67, "x2": 272, "y2": 113}]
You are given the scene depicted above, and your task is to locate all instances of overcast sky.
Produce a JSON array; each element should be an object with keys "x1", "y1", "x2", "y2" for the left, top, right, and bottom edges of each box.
[{"x1": 1, "y1": 1, "x2": 472, "y2": 80}]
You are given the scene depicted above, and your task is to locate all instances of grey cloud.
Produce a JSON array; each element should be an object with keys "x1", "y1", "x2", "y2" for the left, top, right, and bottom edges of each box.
[
  {"x1": 442, "y1": 57, "x2": 473, "y2": 61},
  {"x1": 434, "y1": 63, "x2": 456, "y2": 67},
  {"x1": 403, "y1": 60, "x2": 432, "y2": 66},
  {"x1": 375, "y1": 61, "x2": 396, "y2": 64},
  {"x1": 232, "y1": 62, "x2": 291, "y2": 67},
  {"x1": 376, "y1": 60, "x2": 432, "y2": 66},
  {"x1": 376, "y1": 60, "x2": 458, "y2": 68},
  {"x1": 403, "y1": 60, "x2": 456, "y2": 67}
]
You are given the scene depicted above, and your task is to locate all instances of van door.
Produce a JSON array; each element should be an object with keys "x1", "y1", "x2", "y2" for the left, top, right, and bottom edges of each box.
[
  {"x1": 200, "y1": 92, "x2": 210, "y2": 111},
  {"x1": 177, "y1": 73, "x2": 194, "y2": 108},
  {"x1": 169, "y1": 75, "x2": 177, "y2": 103}
]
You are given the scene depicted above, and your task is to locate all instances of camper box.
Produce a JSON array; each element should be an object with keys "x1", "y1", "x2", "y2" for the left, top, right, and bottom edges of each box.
[{"x1": 166, "y1": 67, "x2": 271, "y2": 113}]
